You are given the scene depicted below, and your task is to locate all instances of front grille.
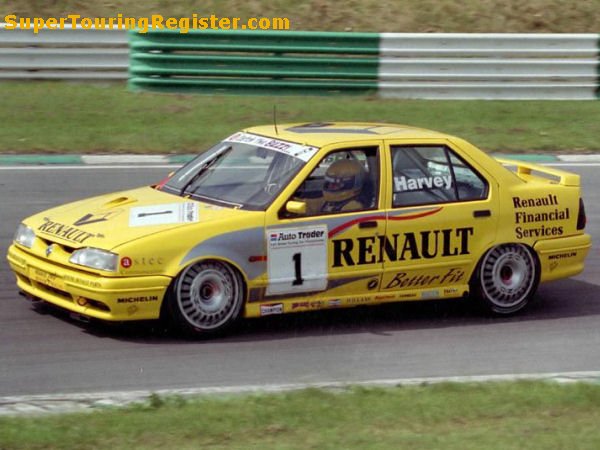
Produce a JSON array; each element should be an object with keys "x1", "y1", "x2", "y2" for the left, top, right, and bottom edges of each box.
[
  {"x1": 38, "y1": 237, "x2": 77, "y2": 255},
  {"x1": 30, "y1": 279, "x2": 73, "y2": 303}
]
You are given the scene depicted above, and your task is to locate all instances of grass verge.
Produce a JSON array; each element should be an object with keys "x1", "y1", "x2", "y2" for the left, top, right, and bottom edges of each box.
[
  {"x1": 2, "y1": 82, "x2": 600, "y2": 154},
  {"x1": 1, "y1": 382, "x2": 600, "y2": 449}
]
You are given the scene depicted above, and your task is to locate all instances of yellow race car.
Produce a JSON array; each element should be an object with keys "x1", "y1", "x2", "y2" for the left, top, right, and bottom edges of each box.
[{"x1": 6, "y1": 122, "x2": 592, "y2": 337}]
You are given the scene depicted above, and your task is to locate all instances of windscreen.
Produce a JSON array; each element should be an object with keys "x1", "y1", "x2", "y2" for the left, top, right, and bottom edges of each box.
[{"x1": 161, "y1": 132, "x2": 319, "y2": 210}]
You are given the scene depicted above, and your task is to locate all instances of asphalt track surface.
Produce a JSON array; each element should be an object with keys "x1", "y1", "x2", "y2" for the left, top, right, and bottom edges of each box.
[{"x1": 1, "y1": 165, "x2": 599, "y2": 397}]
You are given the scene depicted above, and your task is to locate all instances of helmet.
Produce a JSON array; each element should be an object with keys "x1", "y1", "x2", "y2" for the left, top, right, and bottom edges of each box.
[{"x1": 323, "y1": 159, "x2": 365, "y2": 203}]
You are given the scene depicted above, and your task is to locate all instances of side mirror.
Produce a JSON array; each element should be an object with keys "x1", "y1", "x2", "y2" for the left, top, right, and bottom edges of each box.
[{"x1": 286, "y1": 200, "x2": 306, "y2": 216}]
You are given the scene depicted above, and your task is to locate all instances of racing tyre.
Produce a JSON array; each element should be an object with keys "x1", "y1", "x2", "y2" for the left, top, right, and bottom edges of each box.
[
  {"x1": 473, "y1": 244, "x2": 539, "y2": 315},
  {"x1": 167, "y1": 261, "x2": 244, "y2": 337}
]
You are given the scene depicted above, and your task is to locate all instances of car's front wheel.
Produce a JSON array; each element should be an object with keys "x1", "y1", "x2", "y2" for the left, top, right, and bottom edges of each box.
[
  {"x1": 473, "y1": 243, "x2": 539, "y2": 315},
  {"x1": 166, "y1": 260, "x2": 245, "y2": 337}
]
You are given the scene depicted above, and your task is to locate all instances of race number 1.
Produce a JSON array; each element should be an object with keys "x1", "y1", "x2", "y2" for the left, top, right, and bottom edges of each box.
[{"x1": 266, "y1": 225, "x2": 328, "y2": 295}]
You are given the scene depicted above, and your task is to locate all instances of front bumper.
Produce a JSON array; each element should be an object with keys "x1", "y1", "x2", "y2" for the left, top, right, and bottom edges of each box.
[{"x1": 7, "y1": 244, "x2": 172, "y2": 321}]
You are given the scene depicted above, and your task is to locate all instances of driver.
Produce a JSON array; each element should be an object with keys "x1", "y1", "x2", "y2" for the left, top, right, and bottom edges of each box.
[{"x1": 321, "y1": 159, "x2": 366, "y2": 213}]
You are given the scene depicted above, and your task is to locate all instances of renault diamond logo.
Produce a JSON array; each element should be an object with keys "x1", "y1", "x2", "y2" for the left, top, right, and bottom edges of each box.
[{"x1": 46, "y1": 244, "x2": 54, "y2": 257}]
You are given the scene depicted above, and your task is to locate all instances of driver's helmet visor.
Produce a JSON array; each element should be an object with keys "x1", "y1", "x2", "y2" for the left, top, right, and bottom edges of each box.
[{"x1": 324, "y1": 174, "x2": 357, "y2": 192}]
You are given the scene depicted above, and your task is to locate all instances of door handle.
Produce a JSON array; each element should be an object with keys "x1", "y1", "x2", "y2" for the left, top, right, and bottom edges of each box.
[
  {"x1": 473, "y1": 210, "x2": 491, "y2": 218},
  {"x1": 359, "y1": 221, "x2": 378, "y2": 229}
]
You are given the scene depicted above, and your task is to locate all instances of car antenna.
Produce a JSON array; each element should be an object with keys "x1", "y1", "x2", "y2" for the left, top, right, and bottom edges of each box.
[{"x1": 273, "y1": 104, "x2": 279, "y2": 135}]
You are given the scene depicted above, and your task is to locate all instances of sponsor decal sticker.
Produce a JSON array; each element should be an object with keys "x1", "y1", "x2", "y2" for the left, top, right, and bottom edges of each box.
[
  {"x1": 267, "y1": 225, "x2": 328, "y2": 295},
  {"x1": 225, "y1": 132, "x2": 318, "y2": 162},
  {"x1": 121, "y1": 257, "x2": 133, "y2": 268},
  {"x1": 513, "y1": 194, "x2": 558, "y2": 208},
  {"x1": 117, "y1": 296, "x2": 159, "y2": 304},
  {"x1": 73, "y1": 210, "x2": 122, "y2": 227},
  {"x1": 421, "y1": 289, "x2": 439, "y2": 299},
  {"x1": 291, "y1": 301, "x2": 325, "y2": 310},
  {"x1": 547, "y1": 251, "x2": 577, "y2": 272},
  {"x1": 332, "y1": 227, "x2": 473, "y2": 268},
  {"x1": 63, "y1": 274, "x2": 102, "y2": 288},
  {"x1": 548, "y1": 252, "x2": 577, "y2": 260},
  {"x1": 384, "y1": 267, "x2": 465, "y2": 290},
  {"x1": 134, "y1": 257, "x2": 165, "y2": 266},
  {"x1": 37, "y1": 218, "x2": 96, "y2": 244},
  {"x1": 374, "y1": 294, "x2": 396, "y2": 301},
  {"x1": 394, "y1": 175, "x2": 452, "y2": 192},
  {"x1": 260, "y1": 303, "x2": 284, "y2": 316},
  {"x1": 512, "y1": 195, "x2": 567, "y2": 239},
  {"x1": 346, "y1": 296, "x2": 371, "y2": 305},
  {"x1": 291, "y1": 301, "x2": 309, "y2": 310},
  {"x1": 30, "y1": 268, "x2": 65, "y2": 291},
  {"x1": 269, "y1": 228, "x2": 327, "y2": 248},
  {"x1": 129, "y1": 202, "x2": 199, "y2": 227}
]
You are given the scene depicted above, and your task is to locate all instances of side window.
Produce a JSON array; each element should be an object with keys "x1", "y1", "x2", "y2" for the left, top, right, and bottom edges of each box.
[
  {"x1": 288, "y1": 147, "x2": 379, "y2": 216},
  {"x1": 391, "y1": 146, "x2": 487, "y2": 208},
  {"x1": 447, "y1": 152, "x2": 488, "y2": 201}
]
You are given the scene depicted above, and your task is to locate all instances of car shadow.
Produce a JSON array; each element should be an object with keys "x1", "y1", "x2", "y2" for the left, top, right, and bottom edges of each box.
[{"x1": 27, "y1": 277, "x2": 600, "y2": 343}]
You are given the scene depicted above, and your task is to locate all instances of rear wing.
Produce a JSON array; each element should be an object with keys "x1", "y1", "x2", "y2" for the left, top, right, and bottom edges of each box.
[{"x1": 495, "y1": 158, "x2": 580, "y2": 187}]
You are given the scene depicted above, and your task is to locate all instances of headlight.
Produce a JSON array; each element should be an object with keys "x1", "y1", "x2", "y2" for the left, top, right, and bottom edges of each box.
[
  {"x1": 69, "y1": 248, "x2": 118, "y2": 272},
  {"x1": 14, "y1": 224, "x2": 36, "y2": 248}
]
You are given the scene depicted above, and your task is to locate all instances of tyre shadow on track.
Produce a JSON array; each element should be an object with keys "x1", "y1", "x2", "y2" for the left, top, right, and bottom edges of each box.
[{"x1": 27, "y1": 278, "x2": 600, "y2": 344}]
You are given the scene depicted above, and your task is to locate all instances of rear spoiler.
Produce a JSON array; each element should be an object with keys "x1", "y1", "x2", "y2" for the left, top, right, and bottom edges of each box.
[{"x1": 495, "y1": 158, "x2": 580, "y2": 187}]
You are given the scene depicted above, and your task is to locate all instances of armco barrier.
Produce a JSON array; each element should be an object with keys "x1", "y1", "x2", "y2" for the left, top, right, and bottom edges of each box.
[
  {"x1": 129, "y1": 30, "x2": 380, "y2": 95},
  {"x1": 1, "y1": 24, "x2": 598, "y2": 99},
  {"x1": 129, "y1": 30, "x2": 600, "y2": 99},
  {"x1": 378, "y1": 33, "x2": 599, "y2": 100},
  {"x1": 0, "y1": 24, "x2": 128, "y2": 80}
]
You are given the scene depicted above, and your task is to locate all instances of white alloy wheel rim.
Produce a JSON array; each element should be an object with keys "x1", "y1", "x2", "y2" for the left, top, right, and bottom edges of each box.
[
  {"x1": 480, "y1": 245, "x2": 535, "y2": 309},
  {"x1": 176, "y1": 263, "x2": 240, "y2": 330}
]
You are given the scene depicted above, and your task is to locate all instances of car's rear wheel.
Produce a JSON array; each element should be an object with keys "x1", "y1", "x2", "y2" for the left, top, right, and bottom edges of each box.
[
  {"x1": 167, "y1": 260, "x2": 244, "y2": 337},
  {"x1": 473, "y1": 243, "x2": 539, "y2": 315}
]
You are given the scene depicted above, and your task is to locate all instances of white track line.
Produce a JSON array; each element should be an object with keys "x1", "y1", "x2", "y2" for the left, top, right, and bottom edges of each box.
[
  {"x1": 0, "y1": 165, "x2": 178, "y2": 170},
  {"x1": 81, "y1": 155, "x2": 168, "y2": 164}
]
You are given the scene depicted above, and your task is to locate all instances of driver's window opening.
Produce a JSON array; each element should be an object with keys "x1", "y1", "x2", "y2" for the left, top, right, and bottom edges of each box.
[{"x1": 285, "y1": 147, "x2": 379, "y2": 217}]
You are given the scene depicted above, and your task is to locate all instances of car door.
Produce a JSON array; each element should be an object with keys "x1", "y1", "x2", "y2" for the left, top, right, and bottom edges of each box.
[
  {"x1": 380, "y1": 140, "x2": 498, "y2": 300},
  {"x1": 263, "y1": 142, "x2": 386, "y2": 304}
]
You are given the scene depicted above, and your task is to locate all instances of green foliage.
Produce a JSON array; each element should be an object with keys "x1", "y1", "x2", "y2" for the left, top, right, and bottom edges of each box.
[{"x1": 148, "y1": 393, "x2": 165, "y2": 409}]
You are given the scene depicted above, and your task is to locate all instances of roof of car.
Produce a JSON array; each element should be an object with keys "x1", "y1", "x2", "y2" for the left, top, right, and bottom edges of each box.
[{"x1": 245, "y1": 122, "x2": 451, "y2": 147}]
